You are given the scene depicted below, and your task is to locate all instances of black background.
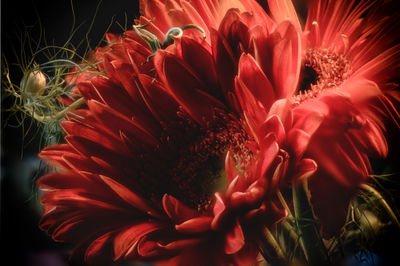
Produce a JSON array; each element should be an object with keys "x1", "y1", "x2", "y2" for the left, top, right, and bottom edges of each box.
[{"x1": 1, "y1": 1, "x2": 140, "y2": 265}]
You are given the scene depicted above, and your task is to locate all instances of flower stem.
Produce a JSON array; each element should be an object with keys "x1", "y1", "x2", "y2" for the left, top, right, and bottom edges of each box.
[
  {"x1": 258, "y1": 227, "x2": 286, "y2": 266},
  {"x1": 361, "y1": 184, "x2": 400, "y2": 229},
  {"x1": 28, "y1": 97, "x2": 85, "y2": 123},
  {"x1": 292, "y1": 179, "x2": 329, "y2": 265}
]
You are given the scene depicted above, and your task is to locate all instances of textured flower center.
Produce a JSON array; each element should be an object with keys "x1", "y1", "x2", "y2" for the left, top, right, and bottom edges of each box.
[
  {"x1": 170, "y1": 119, "x2": 253, "y2": 211},
  {"x1": 293, "y1": 48, "x2": 352, "y2": 104}
]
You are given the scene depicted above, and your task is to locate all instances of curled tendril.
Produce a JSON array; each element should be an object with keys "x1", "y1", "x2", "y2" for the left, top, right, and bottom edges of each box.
[
  {"x1": 133, "y1": 22, "x2": 206, "y2": 53},
  {"x1": 2, "y1": 0, "x2": 116, "y2": 147},
  {"x1": 133, "y1": 21, "x2": 162, "y2": 53},
  {"x1": 3, "y1": 58, "x2": 98, "y2": 124}
]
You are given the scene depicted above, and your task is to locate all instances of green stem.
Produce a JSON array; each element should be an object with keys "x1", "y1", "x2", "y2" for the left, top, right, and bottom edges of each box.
[
  {"x1": 258, "y1": 227, "x2": 287, "y2": 266},
  {"x1": 292, "y1": 179, "x2": 329, "y2": 265},
  {"x1": 361, "y1": 184, "x2": 400, "y2": 229},
  {"x1": 281, "y1": 220, "x2": 306, "y2": 259},
  {"x1": 277, "y1": 190, "x2": 294, "y2": 219},
  {"x1": 28, "y1": 97, "x2": 85, "y2": 123}
]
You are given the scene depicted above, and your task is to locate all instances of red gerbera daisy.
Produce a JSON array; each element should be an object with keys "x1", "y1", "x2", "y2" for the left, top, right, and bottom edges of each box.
[
  {"x1": 193, "y1": 0, "x2": 400, "y2": 236},
  {"x1": 265, "y1": 0, "x2": 400, "y2": 235},
  {"x1": 37, "y1": 0, "x2": 329, "y2": 263},
  {"x1": 36, "y1": 4, "x2": 296, "y2": 265},
  {"x1": 35, "y1": 0, "x2": 400, "y2": 265}
]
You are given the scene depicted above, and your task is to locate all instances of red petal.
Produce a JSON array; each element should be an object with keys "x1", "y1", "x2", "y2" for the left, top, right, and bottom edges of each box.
[
  {"x1": 179, "y1": 37, "x2": 219, "y2": 97},
  {"x1": 225, "y1": 151, "x2": 239, "y2": 183},
  {"x1": 234, "y1": 76, "x2": 268, "y2": 132},
  {"x1": 136, "y1": 236, "x2": 168, "y2": 258},
  {"x1": 162, "y1": 194, "x2": 198, "y2": 224},
  {"x1": 292, "y1": 158, "x2": 318, "y2": 182},
  {"x1": 225, "y1": 220, "x2": 245, "y2": 254},
  {"x1": 257, "y1": 133, "x2": 280, "y2": 180},
  {"x1": 140, "y1": 0, "x2": 171, "y2": 32},
  {"x1": 211, "y1": 193, "x2": 227, "y2": 230},
  {"x1": 87, "y1": 100, "x2": 158, "y2": 146},
  {"x1": 287, "y1": 128, "x2": 311, "y2": 158},
  {"x1": 136, "y1": 74, "x2": 180, "y2": 123},
  {"x1": 352, "y1": 119, "x2": 388, "y2": 157},
  {"x1": 40, "y1": 190, "x2": 123, "y2": 212},
  {"x1": 113, "y1": 222, "x2": 162, "y2": 260},
  {"x1": 267, "y1": 0, "x2": 301, "y2": 30},
  {"x1": 155, "y1": 51, "x2": 226, "y2": 124},
  {"x1": 39, "y1": 144, "x2": 76, "y2": 170},
  {"x1": 175, "y1": 217, "x2": 212, "y2": 233},
  {"x1": 62, "y1": 121, "x2": 129, "y2": 156},
  {"x1": 230, "y1": 186, "x2": 265, "y2": 210},
  {"x1": 37, "y1": 173, "x2": 90, "y2": 191},
  {"x1": 268, "y1": 99, "x2": 293, "y2": 131},
  {"x1": 211, "y1": 29, "x2": 237, "y2": 102},
  {"x1": 293, "y1": 104, "x2": 327, "y2": 137},
  {"x1": 99, "y1": 175, "x2": 163, "y2": 219},
  {"x1": 157, "y1": 238, "x2": 203, "y2": 251},
  {"x1": 272, "y1": 21, "x2": 301, "y2": 98},
  {"x1": 342, "y1": 79, "x2": 382, "y2": 103},
  {"x1": 258, "y1": 115, "x2": 286, "y2": 145},
  {"x1": 180, "y1": 1, "x2": 211, "y2": 38},
  {"x1": 85, "y1": 231, "x2": 114, "y2": 264},
  {"x1": 238, "y1": 53, "x2": 276, "y2": 110},
  {"x1": 83, "y1": 77, "x2": 138, "y2": 118}
]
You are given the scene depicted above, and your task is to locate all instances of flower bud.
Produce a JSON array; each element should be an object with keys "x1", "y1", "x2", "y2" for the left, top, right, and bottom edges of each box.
[{"x1": 22, "y1": 70, "x2": 46, "y2": 96}]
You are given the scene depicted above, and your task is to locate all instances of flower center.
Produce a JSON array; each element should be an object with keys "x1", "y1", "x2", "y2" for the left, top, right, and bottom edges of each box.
[
  {"x1": 169, "y1": 118, "x2": 253, "y2": 211},
  {"x1": 133, "y1": 115, "x2": 254, "y2": 212},
  {"x1": 293, "y1": 48, "x2": 352, "y2": 104}
]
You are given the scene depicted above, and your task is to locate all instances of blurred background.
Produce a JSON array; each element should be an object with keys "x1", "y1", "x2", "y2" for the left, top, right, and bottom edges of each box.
[{"x1": 1, "y1": 1, "x2": 140, "y2": 265}]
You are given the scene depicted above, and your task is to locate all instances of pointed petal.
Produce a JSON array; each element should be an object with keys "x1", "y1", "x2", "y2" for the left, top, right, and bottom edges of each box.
[
  {"x1": 268, "y1": 99, "x2": 293, "y2": 133},
  {"x1": 268, "y1": 0, "x2": 301, "y2": 30},
  {"x1": 287, "y1": 128, "x2": 311, "y2": 158},
  {"x1": 113, "y1": 222, "x2": 162, "y2": 260},
  {"x1": 258, "y1": 115, "x2": 286, "y2": 145},
  {"x1": 162, "y1": 194, "x2": 198, "y2": 224},
  {"x1": 225, "y1": 220, "x2": 245, "y2": 254},
  {"x1": 99, "y1": 175, "x2": 163, "y2": 219},
  {"x1": 155, "y1": 51, "x2": 225, "y2": 124},
  {"x1": 292, "y1": 158, "x2": 318, "y2": 181},
  {"x1": 238, "y1": 53, "x2": 276, "y2": 109},
  {"x1": 175, "y1": 217, "x2": 212, "y2": 233}
]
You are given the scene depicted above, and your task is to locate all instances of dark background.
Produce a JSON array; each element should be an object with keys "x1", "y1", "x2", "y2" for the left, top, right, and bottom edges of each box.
[{"x1": 1, "y1": 1, "x2": 140, "y2": 265}]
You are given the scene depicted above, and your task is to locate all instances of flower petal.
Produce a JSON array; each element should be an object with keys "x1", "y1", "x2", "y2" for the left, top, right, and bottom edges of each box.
[
  {"x1": 268, "y1": 0, "x2": 301, "y2": 30},
  {"x1": 99, "y1": 175, "x2": 163, "y2": 219},
  {"x1": 162, "y1": 194, "x2": 198, "y2": 224},
  {"x1": 238, "y1": 53, "x2": 276, "y2": 110},
  {"x1": 155, "y1": 50, "x2": 226, "y2": 124},
  {"x1": 113, "y1": 222, "x2": 162, "y2": 260},
  {"x1": 225, "y1": 220, "x2": 245, "y2": 254},
  {"x1": 175, "y1": 217, "x2": 212, "y2": 234},
  {"x1": 287, "y1": 128, "x2": 311, "y2": 158}
]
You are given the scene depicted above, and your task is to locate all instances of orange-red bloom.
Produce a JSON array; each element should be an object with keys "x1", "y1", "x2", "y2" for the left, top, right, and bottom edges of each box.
[
  {"x1": 144, "y1": 0, "x2": 400, "y2": 236},
  {"x1": 36, "y1": 0, "x2": 400, "y2": 265},
  {"x1": 268, "y1": 0, "x2": 400, "y2": 235},
  {"x1": 195, "y1": 0, "x2": 400, "y2": 236},
  {"x1": 37, "y1": 3, "x2": 292, "y2": 264}
]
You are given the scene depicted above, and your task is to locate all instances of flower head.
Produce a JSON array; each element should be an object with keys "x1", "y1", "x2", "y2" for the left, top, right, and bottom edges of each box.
[
  {"x1": 290, "y1": 0, "x2": 400, "y2": 236},
  {"x1": 37, "y1": 5, "x2": 294, "y2": 264},
  {"x1": 177, "y1": 0, "x2": 400, "y2": 236},
  {"x1": 36, "y1": 0, "x2": 400, "y2": 264}
]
